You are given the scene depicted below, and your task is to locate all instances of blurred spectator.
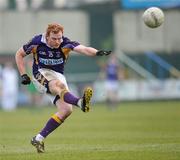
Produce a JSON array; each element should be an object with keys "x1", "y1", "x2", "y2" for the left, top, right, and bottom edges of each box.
[
  {"x1": 31, "y1": 0, "x2": 45, "y2": 10},
  {"x1": 103, "y1": 54, "x2": 124, "y2": 109},
  {"x1": 15, "y1": 0, "x2": 28, "y2": 11},
  {"x1": 53, "y1": 0, "x2": 66, "y2": 9},
  {"x1": 1, "y1": 62, "x2": 19, "y2": 111},
  {"x1": 0, "y1": 65, "x2": 2, "y2": 105},
  {"x1": 0, "y1": 0, "x2": 8, "y2": 10}
]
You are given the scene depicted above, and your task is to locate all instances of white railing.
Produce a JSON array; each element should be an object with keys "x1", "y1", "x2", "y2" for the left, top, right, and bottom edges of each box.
[{"x1": 116, "y1": 50, "x2": 156, "y2": 79}]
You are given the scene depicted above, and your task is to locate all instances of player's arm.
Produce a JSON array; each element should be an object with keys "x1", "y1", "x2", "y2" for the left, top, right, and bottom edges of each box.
[
  {"x1": 73, "y1": 45, "x2": 97, "y2": 56},
  {"x1": 15, "y1": 47, "x2": 31, "y2": 85},
  {"x1": 15, "y1": 47, "x2": 27, "y2": 75},
  {"x1": 73, "y1": 44, "x2": 112, "y2": 56}
]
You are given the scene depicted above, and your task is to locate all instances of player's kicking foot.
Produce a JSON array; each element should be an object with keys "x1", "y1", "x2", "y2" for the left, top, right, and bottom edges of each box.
[
  {"x1": 80, "y1": 87, "x2": 93, "y2": 112},
  {"x1": 31, "y1": 137, "x2": 45, "y2": 153}
]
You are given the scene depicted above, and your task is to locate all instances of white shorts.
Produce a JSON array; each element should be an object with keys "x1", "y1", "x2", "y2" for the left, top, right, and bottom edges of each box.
[
  {"x1": 105, "y1": 80, "x2": 119, "y2": 92},
  {"x1": 32, "y1": 68, "x2": 69, "y2": 103}
]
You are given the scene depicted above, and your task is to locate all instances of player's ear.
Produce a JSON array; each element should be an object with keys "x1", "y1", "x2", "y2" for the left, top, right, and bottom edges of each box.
[
  {"x1": 45, "y1": 33, "x2": 50, "y2": 39},
  {"x1": 46, "y1": 34, "x2": 49, "y2": 41}
]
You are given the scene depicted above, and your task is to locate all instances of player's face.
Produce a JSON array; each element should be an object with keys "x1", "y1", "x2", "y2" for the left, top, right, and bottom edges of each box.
[{"x1": 46, "y1": 31, "x2": 63, "y2": 48}]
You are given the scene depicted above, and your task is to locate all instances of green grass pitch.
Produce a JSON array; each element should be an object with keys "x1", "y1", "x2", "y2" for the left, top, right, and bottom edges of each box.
[{"x1": 0, "y1": 101, "x2": 180, "y2": 160}]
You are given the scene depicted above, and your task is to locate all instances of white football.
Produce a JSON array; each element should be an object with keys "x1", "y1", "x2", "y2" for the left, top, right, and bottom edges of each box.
[{"x1": 142, "y1": 7, "x2": 164, "y2": 28}]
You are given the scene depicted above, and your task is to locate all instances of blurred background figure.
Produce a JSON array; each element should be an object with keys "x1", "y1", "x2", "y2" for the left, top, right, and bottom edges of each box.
[
  {"x1": 0, "y1": 64, "x2": 2, "y2": 104},
  {"x1": 53, "y1": 0, "x2": 66, "y2": 8},
  {"x1": 31, "y1": 0, "x2": 45, "y2": 10},
  {"x1": 1, "y1": 62, "x2": 18, "y2": 111},
  {"x1": 15, "y1": 0, "x2": 28, "y2": 11},
  {"x1": 0, "y1": 0, "x2": 8, "y2": 10},
  {"x1": 103, "y1": 54, "x2": 124, "y2": 109}
]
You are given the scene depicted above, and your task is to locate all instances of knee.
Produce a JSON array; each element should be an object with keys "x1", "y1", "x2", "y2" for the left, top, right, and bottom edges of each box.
[
  {"x1": 59, "y1": 104, "x2": 73, "y2": 120},
  {"x1": 55, "y1": 80, "x2": 66, "y2": 90}
]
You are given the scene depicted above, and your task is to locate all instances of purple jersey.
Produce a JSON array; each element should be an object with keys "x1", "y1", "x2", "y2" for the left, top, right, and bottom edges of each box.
[
  {"x1": 106, "y1": 63, "x2": 119, "y2": 81},
  {"x1": 23, "y1": 34, "x2": 80, "y2": 76}
]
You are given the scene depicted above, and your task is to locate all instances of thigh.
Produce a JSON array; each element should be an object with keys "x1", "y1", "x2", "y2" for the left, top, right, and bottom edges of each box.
[
  {"x1": 33, "y1": 68, "x2": 69, "y2": 102},
  {"x1": 41, "y1": 68, "x2": 69, "y2": 91}
]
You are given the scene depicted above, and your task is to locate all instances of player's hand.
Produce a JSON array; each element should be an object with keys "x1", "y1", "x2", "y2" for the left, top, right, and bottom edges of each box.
[
  {"x1": 96, "y1": 50, "x2": 112, "y2": 56},
  {"x1": 21, "y1": 74, "x2": 31, "y2": 85}
]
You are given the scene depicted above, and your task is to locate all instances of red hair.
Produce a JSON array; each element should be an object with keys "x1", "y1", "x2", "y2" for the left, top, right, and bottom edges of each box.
[{"x1": 46, "y1": 23, "x2": 64, "y2": 37}]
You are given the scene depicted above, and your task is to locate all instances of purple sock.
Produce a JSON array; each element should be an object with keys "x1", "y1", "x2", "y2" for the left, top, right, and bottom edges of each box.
[
  {"x1": 63, "y1": 92, "x2": 80, "y2": 106},
  {"x1": 40, "y1": 118, "x2": 60, "y2": 138}
]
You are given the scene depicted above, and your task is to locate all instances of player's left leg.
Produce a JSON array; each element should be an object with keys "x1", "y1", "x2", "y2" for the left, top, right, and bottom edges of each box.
[
  {"x1": 48, "y1": 79, "x2": 93, "y2": 112},
  {"x1": 59, "y1": 85, "x2": 93, "y2": 112},
  {"x1": 33, "y1": 69, "x2": 93, "y2": 112},
  {"x1": 31, "y1": 99, "x2": 72, "y2": 153}
]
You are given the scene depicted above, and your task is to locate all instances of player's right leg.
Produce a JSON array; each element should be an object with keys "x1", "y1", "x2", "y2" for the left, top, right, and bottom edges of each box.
[
  {"x1": 31, "y1": 137, "x2": 45, "y2": 153},
  {"x1": 31, "y1": 100, "x2": 72, "y2": 153}
]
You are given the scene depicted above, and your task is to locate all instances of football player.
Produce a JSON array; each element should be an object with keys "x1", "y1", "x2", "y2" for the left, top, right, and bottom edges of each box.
[
  {"x1": 15, "y1": 23, "x2": 111, "y2": 153},
  {"x1": 105, "y1": 54, "x2": 122, "y2": 109}
]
